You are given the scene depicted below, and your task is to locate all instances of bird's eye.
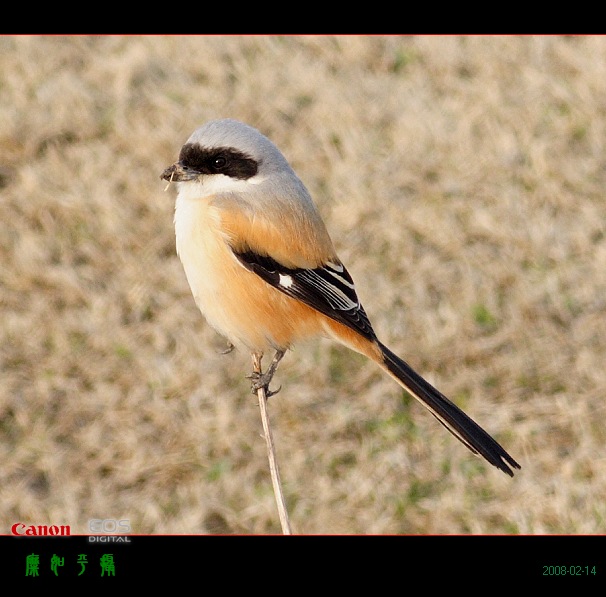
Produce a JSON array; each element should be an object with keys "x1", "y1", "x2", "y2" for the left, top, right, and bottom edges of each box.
[{"x1": 212, "y1": 156, "x2": 228, "y2": 170}]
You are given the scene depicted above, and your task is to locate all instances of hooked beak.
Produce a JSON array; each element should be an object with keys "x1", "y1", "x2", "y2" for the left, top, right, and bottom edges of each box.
[{"x1": 160, "y1": 162, "x2": 200, "y2": 183}]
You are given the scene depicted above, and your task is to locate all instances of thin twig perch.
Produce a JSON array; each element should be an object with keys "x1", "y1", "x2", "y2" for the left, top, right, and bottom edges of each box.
[{"x1": 251, "y1": 353, "x2": 292, "y2": 535}]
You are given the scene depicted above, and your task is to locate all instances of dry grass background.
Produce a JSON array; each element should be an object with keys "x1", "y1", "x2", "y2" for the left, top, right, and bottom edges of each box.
[{"x1": 1, "y1": 35, "x2": 605, "y2": 535}]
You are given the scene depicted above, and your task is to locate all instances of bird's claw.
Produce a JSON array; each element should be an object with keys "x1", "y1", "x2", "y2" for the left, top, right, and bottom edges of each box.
[
  {"x1": 221, "y1": 342, "x2": 235, "y2": 355},
  {"x1": 247, "y1": 371, "x2": 281, "y2": 398}
]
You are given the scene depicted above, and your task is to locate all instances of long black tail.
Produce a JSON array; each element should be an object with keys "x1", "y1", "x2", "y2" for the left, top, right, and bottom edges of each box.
[{"x1": 378, "y1": 342, "x2": 521, "y2": 477}]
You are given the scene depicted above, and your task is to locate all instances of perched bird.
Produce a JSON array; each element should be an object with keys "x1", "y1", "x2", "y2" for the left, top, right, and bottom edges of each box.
[{"x1": 162, "y1": 118, "x2": 520, "y2": 477}]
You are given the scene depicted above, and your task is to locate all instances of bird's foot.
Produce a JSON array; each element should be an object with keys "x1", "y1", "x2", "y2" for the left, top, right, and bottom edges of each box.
[
  {"x1": 247, "y1": 349, "x2": 286, "y2": 399},
  {"x1": 221, "y1": 342, "x2": 235, "y2": 355},
  {"x1": 247, "y1": 371, "x2": 282, "y2": 398}
]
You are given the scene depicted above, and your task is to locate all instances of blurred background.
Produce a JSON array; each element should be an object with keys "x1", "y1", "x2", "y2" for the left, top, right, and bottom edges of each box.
[{"x1": 1, "y1": 35, "x2": 605, "y2": 534}]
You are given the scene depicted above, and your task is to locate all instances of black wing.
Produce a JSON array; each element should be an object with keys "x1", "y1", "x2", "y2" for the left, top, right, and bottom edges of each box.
[
  {"x1": 234, "y1": 250, "x2": 521, "y2": 476},
  {"x1": 233, "y1": 249, "x2": 377, "y2": 342}
]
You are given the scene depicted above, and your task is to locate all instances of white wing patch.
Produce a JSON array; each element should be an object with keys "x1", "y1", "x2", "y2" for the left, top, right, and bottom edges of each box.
[{"x1": 279, "y1": 273, "x2": 294, "y2": 288}]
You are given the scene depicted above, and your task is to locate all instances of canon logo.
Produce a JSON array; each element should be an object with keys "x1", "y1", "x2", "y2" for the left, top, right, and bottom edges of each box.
[{"x1": 11, "y1": 523, "x2": 71, "y2": 536}]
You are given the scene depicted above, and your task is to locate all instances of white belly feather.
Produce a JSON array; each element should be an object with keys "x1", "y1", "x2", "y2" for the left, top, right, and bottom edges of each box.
[{"x1": 174, "y1": 193, "x2": 238, "y2": 342}]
